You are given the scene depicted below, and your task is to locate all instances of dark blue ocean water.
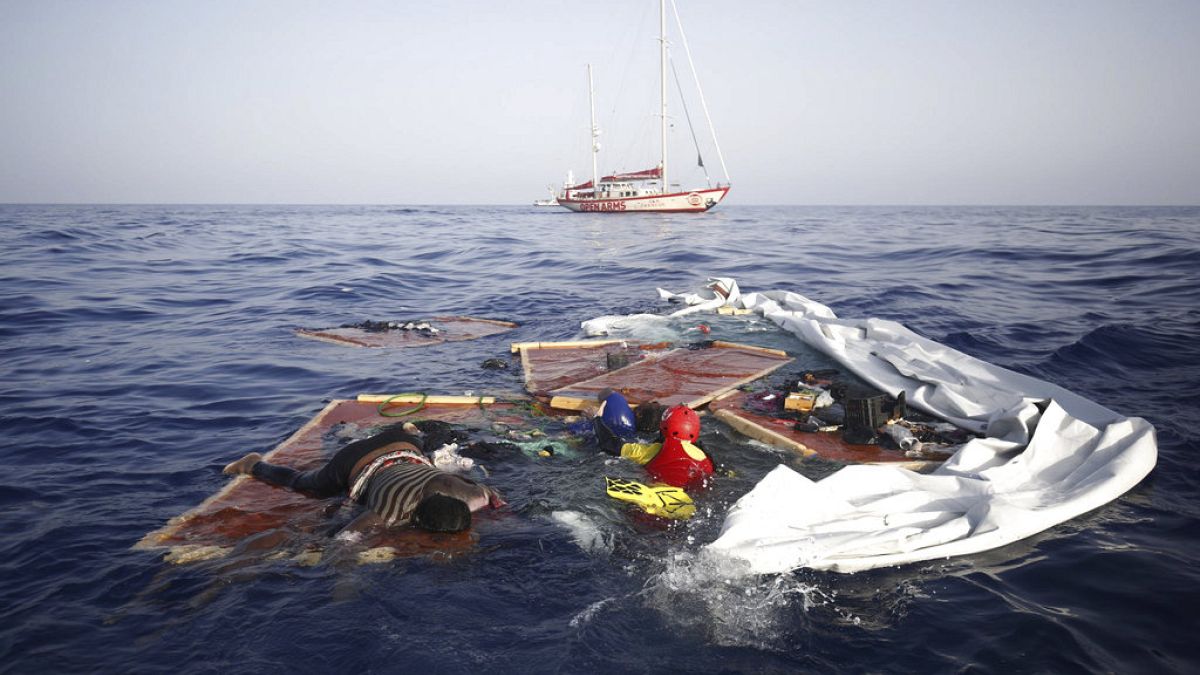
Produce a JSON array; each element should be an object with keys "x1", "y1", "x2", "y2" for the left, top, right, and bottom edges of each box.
[{"x1": 1, "y1": 204, "x2": 1198, "y2": 673}]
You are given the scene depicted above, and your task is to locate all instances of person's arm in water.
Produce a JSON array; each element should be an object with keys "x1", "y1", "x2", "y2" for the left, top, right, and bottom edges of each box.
[
  {"x1": 338, "y1": 510, "x2": 387, "y2": 538},
  {"x1": 425, "y1": 473, "x2": 505, "y2": 511},
  {"x1": 618, "y1": 442, "x2": 661, "y2": 465}
]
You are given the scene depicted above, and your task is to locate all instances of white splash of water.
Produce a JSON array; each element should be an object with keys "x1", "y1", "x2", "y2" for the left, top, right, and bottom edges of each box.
[{"x1": 641, "y1": 548, "x2": 834, "y2": 650}]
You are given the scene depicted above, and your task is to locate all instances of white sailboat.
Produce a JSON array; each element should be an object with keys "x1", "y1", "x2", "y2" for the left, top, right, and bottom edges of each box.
[
  {"x1": 556, "y1": 0, "x2": 730, "y2": 213},
  {"x1": 533, "y1": 185, "x2": 559, "y2": 207}
]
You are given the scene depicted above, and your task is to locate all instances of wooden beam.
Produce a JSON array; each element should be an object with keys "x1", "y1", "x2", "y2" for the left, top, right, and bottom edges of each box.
[
  {"x1": 443, "y1": 316, "x2": 518, "y2": 328},
  {"x1": 295, "y1": 329, "x2": 371, "y2": 347},
  {"x1": 510, "y1": 339, "x2": 625, "y2": 354},
  {"x1": 712, "y1": 408, "x2": 818, "y2": 457},
  {"x1": 547, "y1": 395, "x2": 592, "y2": 411},
  {"x1": 519, "y1": 346, "x2": 535, "y2": 391},
  {"x1": 356, "y1": 394, "x2": 496, "y2": 405},
  {"x1": 710, "y1": 340, "x2": 789, "y2": 358}
]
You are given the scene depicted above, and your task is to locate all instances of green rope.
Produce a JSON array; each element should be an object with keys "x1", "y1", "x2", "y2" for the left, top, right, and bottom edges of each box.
[{"x1": 377, "y1": 393, "x2": 428, "y2": 418}]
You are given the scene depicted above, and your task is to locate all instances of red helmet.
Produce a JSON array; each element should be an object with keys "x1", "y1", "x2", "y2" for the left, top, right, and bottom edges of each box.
[{"x1": 660, "y1": 405, "x2": 700, "y2": 442}]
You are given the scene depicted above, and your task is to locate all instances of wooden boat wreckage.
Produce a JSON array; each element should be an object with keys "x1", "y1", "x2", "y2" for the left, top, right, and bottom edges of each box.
[
  {"x1": 296, "y1": 316, "x2": 517, "y2": 349},
  {"x1": 140, "y1": 331, "x2": 964, "y2": 565}
]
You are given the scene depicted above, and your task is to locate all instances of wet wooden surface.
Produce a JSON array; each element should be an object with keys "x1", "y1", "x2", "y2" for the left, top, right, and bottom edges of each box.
[
  {"x1": 547, "y1": 342, "x2": 793, "y2": 409},
  {"x1": 139, "y1": 399, "x2": 522, "y2": 557},
  {"x1": 297, "y1": 316, "x2": 516, "y2": 348},
  {"x1": 709, "y1": 389, "x2": 918, "y2": 464}
]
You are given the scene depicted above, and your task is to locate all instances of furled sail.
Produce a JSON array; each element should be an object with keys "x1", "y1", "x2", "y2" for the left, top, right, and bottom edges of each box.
[
  {"x1": 565, "y1": 166, "x2": 663, "y2": 191},
  {"x1": 601, "y1": 166, "x2": 662, "y2": 182}
]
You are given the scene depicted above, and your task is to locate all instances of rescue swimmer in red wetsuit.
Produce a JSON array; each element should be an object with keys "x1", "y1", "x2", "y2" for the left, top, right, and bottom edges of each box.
[{"x1": 598, "y1": 401, "x2": 715, "y2": 490}]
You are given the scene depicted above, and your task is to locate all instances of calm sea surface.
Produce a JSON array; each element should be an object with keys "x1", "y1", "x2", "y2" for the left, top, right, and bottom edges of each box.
[{"x1": 1, "y1": 204, "x2": 1198, "y2": 673}]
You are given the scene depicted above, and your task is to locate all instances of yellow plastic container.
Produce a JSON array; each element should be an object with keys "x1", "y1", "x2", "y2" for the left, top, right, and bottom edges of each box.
[{"x1": 784, "y1": 391, "x2": 817, "y2": 413}]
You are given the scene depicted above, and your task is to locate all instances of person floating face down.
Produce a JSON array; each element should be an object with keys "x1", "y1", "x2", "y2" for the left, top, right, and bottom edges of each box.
[
  {"x1": 592, "y1": 392, "x2": 715, "y2": 490},
  {"x1": 222, "y1": 422, "x2": 504, "y2": 534}
]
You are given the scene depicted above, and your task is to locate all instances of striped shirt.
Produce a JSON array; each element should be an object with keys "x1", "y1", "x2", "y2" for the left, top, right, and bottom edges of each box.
[{"x1": 363, "y1": 462, "x2": 445, "y2": 525}]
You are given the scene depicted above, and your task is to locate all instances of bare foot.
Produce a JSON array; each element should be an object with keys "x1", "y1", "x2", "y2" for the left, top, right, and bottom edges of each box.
[{"x1": 222, "y1": 452, "x2": 262, "y2": 475}]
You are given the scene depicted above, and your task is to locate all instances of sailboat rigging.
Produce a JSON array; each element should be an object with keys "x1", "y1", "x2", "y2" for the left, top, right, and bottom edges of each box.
[{"x1": 555, "y1": 0, "x2": 730, "y2": 213}]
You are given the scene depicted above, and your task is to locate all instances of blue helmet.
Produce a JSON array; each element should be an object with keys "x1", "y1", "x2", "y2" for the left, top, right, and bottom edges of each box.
[{"x1": 599, "y1": 391, "x2": 636, "y2": 439}]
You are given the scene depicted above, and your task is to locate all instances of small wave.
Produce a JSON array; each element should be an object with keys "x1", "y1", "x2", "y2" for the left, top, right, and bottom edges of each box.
[
  {"x1": 0, "y1": 484, "x2": 40, "y2": 505},
  {"x1": 287, "y1": 284, "x2": 365, "y2": 302},
  {"x1": 1049, "y1": 321, "x2": 1200, "y2": 373},
  {"x1": 569, "y1": 596, "x2": 615, "y2": 629},
  {"x1": 227, "y1": 252, "x2": 292, "y2": 264},
  {"x1": 31, "y1": 228, "x2": 88, "y2": 242}
]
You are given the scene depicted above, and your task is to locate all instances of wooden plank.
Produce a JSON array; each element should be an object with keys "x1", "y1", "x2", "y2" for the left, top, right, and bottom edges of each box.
[
  {"x1": 510, "y1": 339, "x2": 624, "y2": 354},
  {"x1": 547, "y1": 395, "x2": 593, "y2": 412},
  {"x1": 710, "y1": 340, "x2": 789, "y2": 358},
  {"x1": 712, "y1": 409, "x2": 817, "y2": 457},
  {"x1": 356, "y1": 394, "x2": 496, "y2": 405},
  {"x1": 294, "y1": 329, "x2": 371, "y2": 347},
  {"x1": 464, "y1": 317, "x2": 519, "y2": 328},
  {"x1": 519, "y1": 347, "x2": 535, "y2": 391}
]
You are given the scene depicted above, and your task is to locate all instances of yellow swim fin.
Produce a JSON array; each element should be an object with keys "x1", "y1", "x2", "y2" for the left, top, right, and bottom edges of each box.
[{"x1": 605, "y1": 477, "x2": 695, "y2": 520}]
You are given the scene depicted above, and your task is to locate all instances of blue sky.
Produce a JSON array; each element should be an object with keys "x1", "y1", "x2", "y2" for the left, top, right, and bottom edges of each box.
[{"x1": 2, "y1": 0, "x2": 1197, "y2": 204}]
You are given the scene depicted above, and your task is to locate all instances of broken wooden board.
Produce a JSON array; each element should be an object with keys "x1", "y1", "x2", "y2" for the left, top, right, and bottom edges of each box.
[
  {"x1": 511, "y1": 339, "x2": 672, "y2": 395},
  {"x1": 136, "y1": 396, "x2": 523, "y2": 564},
  {"x1": 297, "y1": 316, "x2": 517, "y2": 348},
  {"x1": 546, "y1": 341, "x2": 793, "y2": 411},
  {"x1": 709, "y1": 389, "x2": 940, "y2": 469}
]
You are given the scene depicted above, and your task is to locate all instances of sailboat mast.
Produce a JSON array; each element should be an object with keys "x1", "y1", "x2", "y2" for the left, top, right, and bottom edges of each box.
[
  {"x1": 659, "y1": 0, "x2": 668, "y2": 195},
  {"x1": 588, "y1": 64, "x2": 599, "y2": 195}
]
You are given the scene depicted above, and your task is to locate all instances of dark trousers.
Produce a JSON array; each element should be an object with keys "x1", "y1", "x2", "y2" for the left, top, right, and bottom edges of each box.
[
  {"x1": 252, "y1": 425, "x2": 422, "y2": 498},
  {"x1": 593, "y1": 417, "x2": 625, "y2": 456}
]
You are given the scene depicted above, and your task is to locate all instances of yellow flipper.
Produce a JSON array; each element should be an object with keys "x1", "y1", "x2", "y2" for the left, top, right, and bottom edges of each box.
[{"x1": 605, "y1": 477, "x2": 695, "y2": 520}]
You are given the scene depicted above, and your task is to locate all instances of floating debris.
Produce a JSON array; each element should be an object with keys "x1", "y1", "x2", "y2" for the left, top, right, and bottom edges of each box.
[
  {"x1": 296, "y1": 316, "x2": 516, "y2": 349},
  {"x1": 481, "y1": 358, "x2": 509, "y2": 370}
]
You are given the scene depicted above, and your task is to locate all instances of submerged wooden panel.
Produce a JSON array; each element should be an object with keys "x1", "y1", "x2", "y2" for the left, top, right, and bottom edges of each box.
[
  {"x1": 546, "y1": 341, "x2": 793, "y2": 410},
  {"x1": 709, "y1": 390, "x2": 936, "y2": 467},
  {"x1": 136, "y1": 397, "x2": 522, "y2": 562},
  {"x1": 514, "y1": 339, "x2": 664, "y2": 394},
  {"x1": 297, "y1": 316, "x2": 516, "y2": 348}
]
